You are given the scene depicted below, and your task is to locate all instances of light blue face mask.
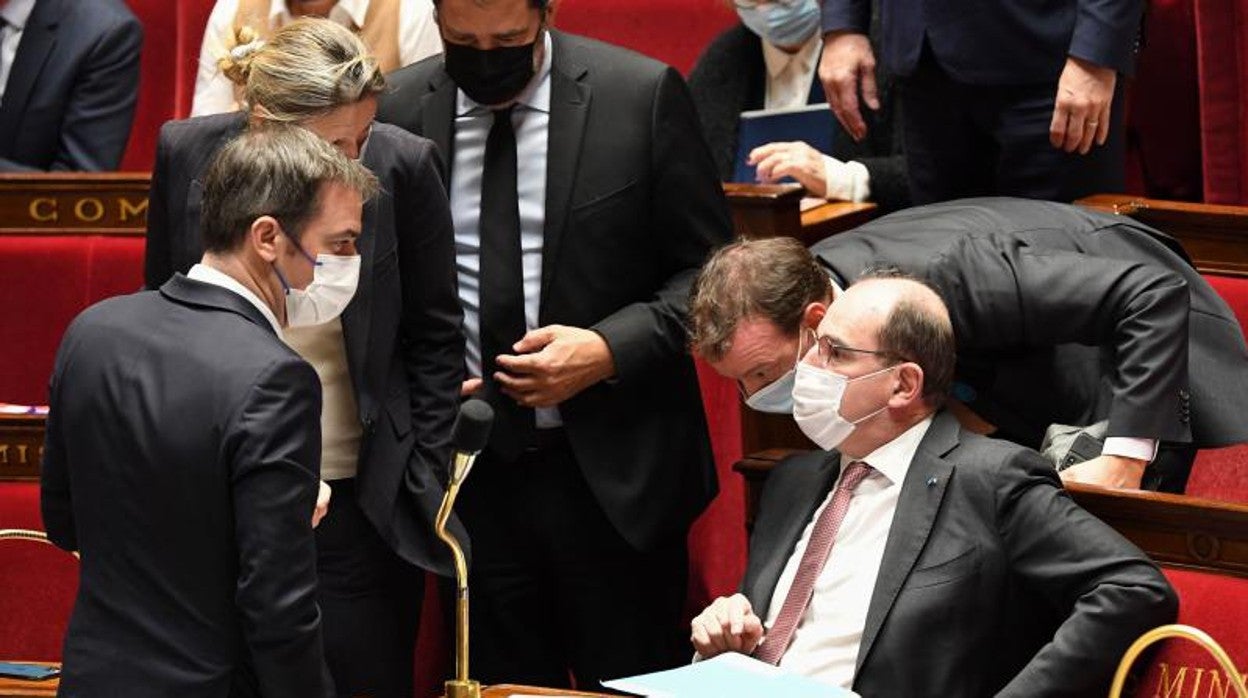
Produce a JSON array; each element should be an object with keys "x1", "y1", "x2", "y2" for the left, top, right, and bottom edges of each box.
[
  {"x1": 736, "y1": 0, "x2": 821, "y2": 50},
  {"x1": 744, "y1": 368, "x2": 796, "y2": 414}
]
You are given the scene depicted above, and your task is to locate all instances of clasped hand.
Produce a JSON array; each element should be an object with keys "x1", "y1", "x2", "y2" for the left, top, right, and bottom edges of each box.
[
  {"x1": 691, "y1": 593, "x2": 765, "y2": 658},
  {"x1": 489, "y1": 325, "x2": 616, "y2": 408}
]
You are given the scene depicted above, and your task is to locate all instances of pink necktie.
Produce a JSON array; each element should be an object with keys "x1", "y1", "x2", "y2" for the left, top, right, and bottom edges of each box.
[{"x1": 754, "y1": 460, "x2": 873, "y2": 665}]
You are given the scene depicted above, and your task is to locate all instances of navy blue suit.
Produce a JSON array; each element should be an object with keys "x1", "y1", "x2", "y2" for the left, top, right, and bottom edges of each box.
[
  {"x1": 822, "y1": 0, "x2": 1144, "y2": 203},
  {"x1": 0, "y1": 0, "x2": 141, "y2": 171}
]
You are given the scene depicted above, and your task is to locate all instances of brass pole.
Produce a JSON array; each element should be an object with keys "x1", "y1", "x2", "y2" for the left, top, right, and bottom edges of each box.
[{"x1": 1108, "y1": 624, "x2": 1248, "y2": 698}]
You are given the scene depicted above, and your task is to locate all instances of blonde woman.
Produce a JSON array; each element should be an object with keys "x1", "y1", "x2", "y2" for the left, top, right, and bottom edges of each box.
[{"x1": 144, "y1": 18, "x2": 463, "y2": 698}]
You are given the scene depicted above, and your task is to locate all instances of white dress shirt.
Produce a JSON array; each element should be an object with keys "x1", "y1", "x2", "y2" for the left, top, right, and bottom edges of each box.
[
  {"x1": 187, "y1": 263, "x2": 282, "y2": 336},
  {"x1": 0, "y1": 0, "x2": 35, "y2": 104},
  {"x1": 450, "y1": 32, "x2": 559, "y2": 428},
  {"x1": 190, "y1": 0, "x2": 441, "y2": 116},
  {"x1": 759, "y1": 31, "x2": 869, "y2": 203},
  {"x1": 763, "y1": 416, "x2": 933, "y2": 688}
]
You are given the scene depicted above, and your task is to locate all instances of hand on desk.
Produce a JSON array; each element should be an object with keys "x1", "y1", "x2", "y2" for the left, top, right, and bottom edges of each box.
[
  {"x1": 749, "y1": 142, "x2": 829, "y2": 198},
  {"x1": 494, "y1": 325, "x2": 616, "y2": 408},
  {"x1": 691, "y1": 593, "x2": 765, "y2": 658},
  {"x1": 1060, "y1": 454, "x2": 1146, "y2": 490}
]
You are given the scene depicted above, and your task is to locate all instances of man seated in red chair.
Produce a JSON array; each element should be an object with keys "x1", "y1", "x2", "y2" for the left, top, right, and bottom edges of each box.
[
  {"x1": 41, "y1": 126, "x2": 376, "y2": 697},
  {"x1": 689, "y1": 273, "x2": 1177, "y2": 696},
  {"x1": 689, "y1": 197, "x2": 1248, "y2": 493}
]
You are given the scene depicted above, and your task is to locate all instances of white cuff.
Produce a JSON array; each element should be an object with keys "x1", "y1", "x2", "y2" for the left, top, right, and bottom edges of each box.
[
  {"x1": 821, "y1": 155, "x2": 871, "y2": 202},
  {"x1": 1102, "y1": 436, "x2": 1158, "y2": 463}
]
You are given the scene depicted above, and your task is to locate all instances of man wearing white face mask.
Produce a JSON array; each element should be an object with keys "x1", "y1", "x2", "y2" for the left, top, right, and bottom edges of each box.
[
  {"x1": 41, "y1": 125, "x2": 378, "y2": 697},
  {"x1": 688, "y1": 0, "x2": 908, "y2": 210},
  {"x1": 689, "y1": 273, "x2": 1175, "y2": 696}
]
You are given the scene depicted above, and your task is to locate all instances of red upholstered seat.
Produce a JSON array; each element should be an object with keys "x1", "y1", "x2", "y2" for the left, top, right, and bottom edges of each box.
[
  {"x1": 0, "y1": 236, "x2": 144, "y2": 405},
  {"x1": 553, "y1": 0, "x2": 737, "y2": 74},
  {"x1": 1187, "y1": 274, "x2": 1248, "y2": 502},
  {"x1": 1130, "y1": 569, "x2": 1248, "y2": 697},
  {"x1": 0, "y1": 485, "x2": 78, "y2": 662}
]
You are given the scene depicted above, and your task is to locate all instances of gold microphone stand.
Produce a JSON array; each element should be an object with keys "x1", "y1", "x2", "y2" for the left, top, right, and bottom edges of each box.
[
  {"x1": 435, "y1": 447, "x2": 480, "y2": 698},
  {"x1": 1109, "y1": 624, "x2": 1248, "y2": 698}
]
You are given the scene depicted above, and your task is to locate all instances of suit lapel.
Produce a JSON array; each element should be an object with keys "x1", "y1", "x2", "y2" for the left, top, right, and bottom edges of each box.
[
  {"x1": 341, "y1": 183, "x2": 377, "y2": 417},
  {"x1": 855, "y1": 412, "x2": 959, "y2": 674},
  {"x1": 538, "y1": 32, "x2": 590, "y2": 314},
  {"x1": 0, "y1": 0, "x2": 62, "y2": 155},
  {"x1": 420, "y1": 72, "x2": 457, "y2": 182},
  {"x1": 745, "y1": 452, "x2": 841, "y2": 619}
]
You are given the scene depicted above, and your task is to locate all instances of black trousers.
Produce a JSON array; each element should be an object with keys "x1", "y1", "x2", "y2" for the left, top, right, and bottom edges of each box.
[
  {"x1": 315, "y1": 478, "x2": 425, "y2": 698},
  {"x1": 455, "y1": 430, "x2": 688, "y2": 690},
  {"x1": 900, "y1": 46, "x2": 1127, "y2": 204}
]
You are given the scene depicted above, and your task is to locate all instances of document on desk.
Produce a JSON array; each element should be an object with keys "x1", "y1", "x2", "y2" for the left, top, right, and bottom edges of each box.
[{"x1": 600, "y1": 652, "x2": 858, "y2": 697}]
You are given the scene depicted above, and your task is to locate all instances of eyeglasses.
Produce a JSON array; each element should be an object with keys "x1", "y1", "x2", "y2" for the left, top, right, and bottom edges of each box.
[{"x1": 807, "y1": 332, "x2": 907, "y2": 369}]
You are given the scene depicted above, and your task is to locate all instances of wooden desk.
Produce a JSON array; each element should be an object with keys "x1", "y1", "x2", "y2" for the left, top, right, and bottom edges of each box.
[
  {"x1": 1077, "y1": 194, "x2": 1248, "y2": 277},
  {"x1": 0, "y1": 173, "x2": 149, "y2": 234},
  {"x1": 723, "y1": 182, "x2": 877, "y2": 246},
  {"x1": 480, "y1": 685, "x2": 614, "y2": 697},
  {"x1": 0, "y1": 663, "x2": 58, "y2": 697},
  {"x1": 0, "y1": 415, "x2": 44, "y2": 481}
]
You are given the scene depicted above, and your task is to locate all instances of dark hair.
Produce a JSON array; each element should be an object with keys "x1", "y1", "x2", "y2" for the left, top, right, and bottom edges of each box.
[
  {"x1": 857, "y1": 268, "x2": 956, "y2": 407},
  {"x1": 431, "y1": 0, "x2": 549, "y2": 8},
  {"x1": 689, "y1": 237, "x2": 833, "y2": 361},
  {"x1": 200, "y1": 125, "x2": 378, "y2": 254}
]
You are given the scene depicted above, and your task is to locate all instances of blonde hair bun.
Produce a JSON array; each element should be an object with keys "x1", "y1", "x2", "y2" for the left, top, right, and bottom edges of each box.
[{"x1": 219, "y1": 25, "x2": 264, "y2": 87}]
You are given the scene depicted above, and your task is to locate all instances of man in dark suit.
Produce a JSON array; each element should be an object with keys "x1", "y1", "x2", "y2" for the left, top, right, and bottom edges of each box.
[
  {"x1": 41, "y1": 126, "x2": 378, "y2": 697},
  {"x1": 377, "y1": 0, "x2": 734, "y2": 686},
  {"x1": 690, "y1": 275, "x2": 1176, "y2": 696},
  {"x1": 688, "y1": 198, "x2": 1248, "y2": 493},
  {"x1": 0, "y1": 0, "x2": 141, "y2": 171},
  {"x1": 818, "y1": 0, "x2": 1144, "y2": 203}
]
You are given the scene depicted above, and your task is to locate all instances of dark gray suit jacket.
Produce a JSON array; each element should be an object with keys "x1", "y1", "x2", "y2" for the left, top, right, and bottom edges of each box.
[
  {"x1": 687, "y1": 24, "x2": 910, "y2": 212},
  {"x1": 0, "y1": 0, "x2": 141, "y2": 171},
  {"x1": 143, "y1": 113, "x2": 467, "y2": 574},
  {"x1": 811, "y1": 197, "x2": 1248, "y2": 451},
  {"x1": 377, "y1": 31, "x2": 734, "y2": 551},
  {"x1": 42, "y1": 276, "x2": 332, "y2": 697},
  {"x1": 743, "y1": 411, "x2": 1176, "y2": 697}
]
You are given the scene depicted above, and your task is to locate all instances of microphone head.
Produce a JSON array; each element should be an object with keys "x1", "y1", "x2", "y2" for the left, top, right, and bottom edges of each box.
[{"x1": 452, "y1": 398, "x2": 494, "y2": 454}]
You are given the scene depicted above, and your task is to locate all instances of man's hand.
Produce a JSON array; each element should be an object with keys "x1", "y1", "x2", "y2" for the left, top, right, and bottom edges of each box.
[
  {"x1": 1060, "y1": 454, "x2": 1147, "y2": 490},
  {"x1": 312, "y1": 480, "x2": 332, "y2": 528},
  {"x1": 749, "y1": 141, "x2": 829, "y2": 197},
  {"x1": 461, "y1": 377, "x2": 483, "y2": 397},
  {"x1": 690, "y1": 594, "x2": 765, "y2": 659},
  {"x1": 818, "y1": 31, "x2": 879, "y2": 142},
  {"x1": 494, "y1": 325, "x2": 616, "y2": 408},
  {"x1": 1050, "y1": 56, "x2": 1117, "y2": 155}
]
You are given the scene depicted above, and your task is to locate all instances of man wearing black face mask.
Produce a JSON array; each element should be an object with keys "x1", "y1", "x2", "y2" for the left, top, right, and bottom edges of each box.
[{"x1": 377, "y1": 0, "x2": 733, "y2": 688}]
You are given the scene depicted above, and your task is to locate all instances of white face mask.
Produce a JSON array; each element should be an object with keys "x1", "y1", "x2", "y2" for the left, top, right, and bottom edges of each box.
[
  {"x1": 745, "y1": 367, "x2": 796, "y2": 414},
  {"x1": 792, "y1": 361, "x2": 896, "y2": 450},
  {"x1": 277, "y1": 253, "x2": 361, "y2": 327}
]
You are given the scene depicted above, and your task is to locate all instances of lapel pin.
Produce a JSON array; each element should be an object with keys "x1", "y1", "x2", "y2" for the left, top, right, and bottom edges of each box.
[{"x1": 926, "y1": 476, "x2": 938, "y2": 487}]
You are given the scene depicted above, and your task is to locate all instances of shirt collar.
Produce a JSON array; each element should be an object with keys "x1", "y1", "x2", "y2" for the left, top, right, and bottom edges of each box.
[
  {"x1": 456, "y1": 30, "x2": 553, "y2": 117},
  {"x1": 273, "y1": 0, "x2": 369, "y2": 29},
  {"x1": 760, "y1": 30, "x2": 821, "y2": 81},
  {"x1": 187, "y1": 263, "x2": 283, "y2": 337},
  {"x1": 842, "y1": 415, "x2": 934, "y2": 488},
  {"x1": 0, "y1": 0, "x2": 37, "y2": 30}
]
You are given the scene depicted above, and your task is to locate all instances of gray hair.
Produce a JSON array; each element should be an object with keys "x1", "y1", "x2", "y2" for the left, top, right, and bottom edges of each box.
[
  {"x1": 201, "y1": 124, "x2": 379, "y2": 254},
  {"x1": 219, "y1": 18, "x2": 385, "y2": 123}
]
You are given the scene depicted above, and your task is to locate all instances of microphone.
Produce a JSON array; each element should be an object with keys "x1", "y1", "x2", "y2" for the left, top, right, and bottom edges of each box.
[
  {"x1": 447, "y1": 398, "x2": 494, "y2": 487},
  {"x1": 436, "y1": 398, "x2": 493, "y2": 698}
]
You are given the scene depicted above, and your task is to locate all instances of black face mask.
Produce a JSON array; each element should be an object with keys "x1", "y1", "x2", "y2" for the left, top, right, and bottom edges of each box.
[{"x1": 443, "y1": 34, "x2": 540, "y2": 106}]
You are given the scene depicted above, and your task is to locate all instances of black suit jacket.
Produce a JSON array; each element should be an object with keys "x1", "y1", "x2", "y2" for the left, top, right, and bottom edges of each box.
[
  {"x1": 687, "y1": 24, "x2": 909, "y2": 212},
  {"x1": 377, "y1": 31, "x2": 734, "y2": 551},
  {"x1": 821, "y1": 0, "x2": 1144, "y2": 84},
  {"x1": 143, "y1": 113, "x2": 467, "y2": 574},
  {"x1": 743, "y1": 411, "x2": 1176, "y2": 697},
  {"x1": 42, "y1": 276, "x2": 332, "y2": 697},
  {"x1": 0, "y1": 0, "x2": 141, "y2": 171},
  {"x1": 811, "y1": 197, "x2": 1248, "y2": 450}
]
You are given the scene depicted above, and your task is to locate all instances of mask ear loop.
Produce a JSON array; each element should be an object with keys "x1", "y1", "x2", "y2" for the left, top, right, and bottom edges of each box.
[{"x1": 271, "y1": 220, "x2": 321, "y2": 295}]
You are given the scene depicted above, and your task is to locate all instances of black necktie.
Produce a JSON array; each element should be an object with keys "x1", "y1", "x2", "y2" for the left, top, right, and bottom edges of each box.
[{"x1": 478, "y1": 106, "x2": 535, "y2": 459}]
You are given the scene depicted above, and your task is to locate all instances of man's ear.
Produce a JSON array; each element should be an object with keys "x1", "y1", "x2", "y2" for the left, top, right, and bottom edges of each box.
[
  {"x1": 251, "y1": 216, "x2": 281, "y2": 264},
  {"x1": 890, "y1": 362, "x2": 925, "y2": 407},
  {"x1": 801, "y1": 301, "x2": 827, "y2": 330}
]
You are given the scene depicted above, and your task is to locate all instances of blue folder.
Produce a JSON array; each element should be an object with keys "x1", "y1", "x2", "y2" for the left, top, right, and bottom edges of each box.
[{"x1": 732, "y1": 103, "x2": 839, "y2": 184}]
